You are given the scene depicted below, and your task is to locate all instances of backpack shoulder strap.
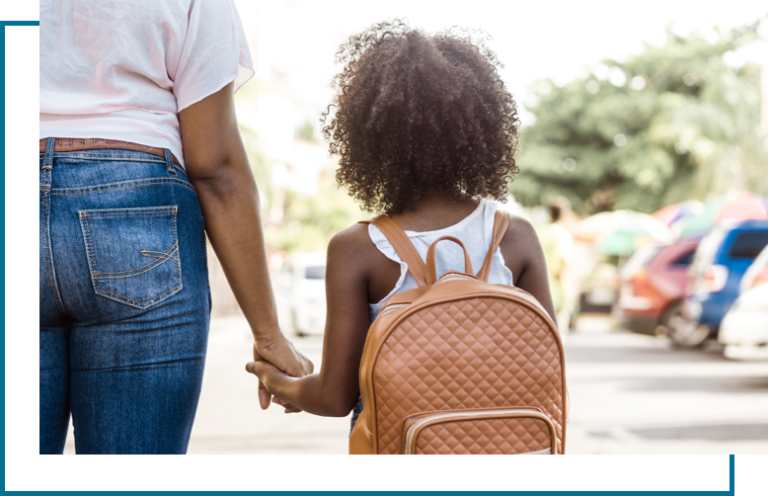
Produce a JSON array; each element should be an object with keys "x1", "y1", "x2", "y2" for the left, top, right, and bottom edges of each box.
[
  {"x1": 359, "y1": 215, "x2": 428, "y2": 287},
  {"x1": 475, "y1": 210, "x2": 511, "y2": 283}
]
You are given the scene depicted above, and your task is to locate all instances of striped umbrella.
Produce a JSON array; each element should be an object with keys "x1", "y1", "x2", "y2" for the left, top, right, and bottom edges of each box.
[
  {"x1": 576, "y1": 210, "x2": 673, "y2": 257},
  {"x1": 652, "y1": 201, "x2": 704, "y2": 228},
  {"x1": 677, "y1": 194, "x2": 768, "y2": 239}
]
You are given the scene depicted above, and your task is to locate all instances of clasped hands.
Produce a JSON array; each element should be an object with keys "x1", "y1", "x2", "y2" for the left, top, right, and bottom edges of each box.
[{"x1": 246, "y1": 336, "x2": 311, "y2": 413}]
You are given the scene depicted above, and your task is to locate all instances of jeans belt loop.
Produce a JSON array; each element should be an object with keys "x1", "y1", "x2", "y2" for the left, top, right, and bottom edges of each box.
[
  {"x1": 43, "y1": 137, "x2": 56, "y2": 170},
  {"x1": 164, "y1": 148, "x2": 176, "y2": 175}
]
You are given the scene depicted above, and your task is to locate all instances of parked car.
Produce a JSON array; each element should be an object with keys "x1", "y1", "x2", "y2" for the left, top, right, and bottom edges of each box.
[
  {"x1": 578, "y1": 262, "x2": 620, "y2": 314},
  {"x1": 740, "y1": 245, "x2": 768, "y2": 293},
  {"x1": 614, "y1": 238, "x2": 700, "y2": 336},
  {"x1": 670, "y1": 220, "x2": 768, "y2": 347},
  {"x1": 718, "y1": 282, "x2": 768, "y2": 361},
  {"x1": 274, "y1": 252, "x2": 327, "y2": 337},
  {"x1": 718, "y1": 246, "x2": 768, "y2": 360}
]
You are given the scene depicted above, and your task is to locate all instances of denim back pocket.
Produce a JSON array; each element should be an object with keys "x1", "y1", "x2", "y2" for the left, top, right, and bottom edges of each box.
[{"x1": 79, "y1": 206, "x2": 182, "y2": 309}]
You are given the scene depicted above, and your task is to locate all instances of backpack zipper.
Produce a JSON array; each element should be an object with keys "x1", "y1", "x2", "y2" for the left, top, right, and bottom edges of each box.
[{"x1": 403, "y1": 408, "x2": 557, "y2": 455}]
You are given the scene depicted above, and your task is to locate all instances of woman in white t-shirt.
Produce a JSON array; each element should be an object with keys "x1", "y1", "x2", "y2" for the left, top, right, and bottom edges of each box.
[{"x1": 39, "y1": 0, "x2": 311, "y2": 454}]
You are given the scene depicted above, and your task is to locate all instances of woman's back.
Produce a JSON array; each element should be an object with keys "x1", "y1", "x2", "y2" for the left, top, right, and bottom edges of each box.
[{"x1": 39, "y1": 0, "x2": 253, "y2": 167}]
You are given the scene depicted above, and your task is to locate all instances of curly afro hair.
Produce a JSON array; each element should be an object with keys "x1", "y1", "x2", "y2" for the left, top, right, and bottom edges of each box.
[{"x1": 321, "y1": 19, "x2": 520, "y2": 214}]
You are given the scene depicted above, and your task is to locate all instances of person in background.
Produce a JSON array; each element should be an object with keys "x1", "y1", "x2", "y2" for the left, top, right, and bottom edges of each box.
[
  {"x1": 39, "y1": 0, "x2": 311, "y2": 454},
  {"x1": 541, "y1": 198, "x2": 576, "y2": 336},
  {"x1": 246, "y1": 21, "x2": 556, "y2": 426}
]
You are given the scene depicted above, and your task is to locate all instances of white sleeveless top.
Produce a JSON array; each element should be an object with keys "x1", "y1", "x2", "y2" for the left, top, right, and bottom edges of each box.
[{"x1": 368, "y1": 201, "x2": 514, "y2": 321}]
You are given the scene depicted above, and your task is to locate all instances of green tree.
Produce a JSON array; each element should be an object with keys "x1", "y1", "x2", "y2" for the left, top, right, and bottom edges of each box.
[
  {"x1": 295, "y1": 119, "x2": 319, "y2": 143},
  {"x1": 265, "y1": 179, "x2": 367, "y2": 253},
  {"x1": 238, "y1": 124, "x2": 272, "y2": 207},
  {"x1": 514, "y1": 23, "x2": 768, "y2": 214}
]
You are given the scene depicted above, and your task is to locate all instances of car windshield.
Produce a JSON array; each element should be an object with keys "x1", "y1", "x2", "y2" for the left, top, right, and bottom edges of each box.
[
  {"x1": 691, "y1": 228, "x2": 726, "y2": 272},
  {"x1": 670, "y1": 250, "x2": 695, "y2": 268},
  {"x1": 305, "y1": 265, "x2": 326, "y2": 280},
  {"x1": 727, "y1": 231, "x2": 768, "y2": 259},
  {"x1": 620, "y1": 244, "x2": 661, "y2": 279}
]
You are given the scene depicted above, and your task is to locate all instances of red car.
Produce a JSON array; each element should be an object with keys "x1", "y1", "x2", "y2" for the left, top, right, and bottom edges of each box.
[{"x1": 614, "y1": 238, "x2": 701, "y2": 335}]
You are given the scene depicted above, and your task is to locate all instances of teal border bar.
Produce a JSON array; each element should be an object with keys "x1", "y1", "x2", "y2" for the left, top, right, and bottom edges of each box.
[{"x1": 0, "y1": 14, "x2": 39, "y2": 472}]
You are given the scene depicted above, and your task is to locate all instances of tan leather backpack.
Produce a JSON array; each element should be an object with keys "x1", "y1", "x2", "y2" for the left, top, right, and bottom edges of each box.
[{"x1": 349, "y1": 210, "x2": 567, "y2": 454}]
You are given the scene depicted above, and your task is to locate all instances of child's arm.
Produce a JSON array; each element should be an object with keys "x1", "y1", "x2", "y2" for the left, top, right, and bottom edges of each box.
[
  {"x1": 247, "y1": 225, "x2": 374, "y2": 417},
  {"x1": 500, "y1": 216, "x2": 559, "y2": 325}
]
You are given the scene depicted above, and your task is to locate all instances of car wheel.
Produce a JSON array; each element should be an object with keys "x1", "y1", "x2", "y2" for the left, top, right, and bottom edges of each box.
[{"x1": 666, "y1": 305, "x2": 710, "y2": 348}]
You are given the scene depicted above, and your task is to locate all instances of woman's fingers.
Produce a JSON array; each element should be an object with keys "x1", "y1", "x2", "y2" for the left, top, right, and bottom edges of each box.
[
  {"x1": 246, "y1": 361, "x2": 276, "y2": 410},
  {"x1": 258, "y1": 382, "x2": 272, "y2": 410},
  {"x1": 249, "y1": 348, "x2": 272, "y2": 410}
]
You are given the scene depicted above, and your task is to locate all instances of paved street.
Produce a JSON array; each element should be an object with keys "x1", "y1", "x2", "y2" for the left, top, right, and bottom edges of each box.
[
  {"x1": 64, "y1": 316, "x2": 768, "y2": 454},
  {"x1": 564, "y1": 323, "x2": 768, "y2": 454}
]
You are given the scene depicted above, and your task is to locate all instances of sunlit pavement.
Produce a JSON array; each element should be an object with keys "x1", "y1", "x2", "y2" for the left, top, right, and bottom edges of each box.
[
  {"x1": 64, "y1": 316, "x2": 768, "y2": 454},
  {"x1": 565, "y1": 325, "x2": 768, "y2": 454}
]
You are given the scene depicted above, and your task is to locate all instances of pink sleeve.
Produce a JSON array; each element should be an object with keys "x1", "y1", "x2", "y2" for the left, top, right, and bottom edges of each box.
[{"x1": 173, "y1": 0, "x2": 254, "y2": 112}]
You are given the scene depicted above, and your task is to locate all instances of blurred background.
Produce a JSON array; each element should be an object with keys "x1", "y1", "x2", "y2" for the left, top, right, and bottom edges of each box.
[{"x1": 69, "y1": 0, "x2": 768, "y2": 454}]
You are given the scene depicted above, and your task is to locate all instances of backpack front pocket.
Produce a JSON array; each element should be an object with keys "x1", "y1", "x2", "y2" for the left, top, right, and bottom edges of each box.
[
  {"x1": 401, "y1": 408, "x2": 557, "y2": 455},
  {"x1": 79, "y1": 206, "x2": 181, "y2": 309}
]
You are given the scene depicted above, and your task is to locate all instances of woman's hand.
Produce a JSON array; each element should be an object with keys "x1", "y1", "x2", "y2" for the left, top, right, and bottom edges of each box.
[{"x1": 252, "y1": 338, "x2": 313, "y2": 409}]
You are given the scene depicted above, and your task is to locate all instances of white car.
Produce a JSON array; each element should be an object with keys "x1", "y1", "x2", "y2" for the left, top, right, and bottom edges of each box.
[
  {"x1": 275, "y1": 252, "x2": 327, "y2": 337},
  {"x1": 741, "y1": 245, "x2": 768, "y2": 293},
  {"x1": 718, "y1": 282, "x2": 768, "y2": 361}
]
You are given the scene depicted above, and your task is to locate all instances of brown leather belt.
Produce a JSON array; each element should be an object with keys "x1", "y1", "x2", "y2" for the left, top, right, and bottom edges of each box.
[{"x1": 39, "y1": 138, "x2": 182, "y2": 166}]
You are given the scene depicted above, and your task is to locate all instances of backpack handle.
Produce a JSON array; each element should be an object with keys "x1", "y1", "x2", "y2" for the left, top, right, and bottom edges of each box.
[
  {"x1": 475, "y1": 210, "x2": 510, "y2": 282},
  {"x1": 426, "y1": 236, "x2": 474, "y2": 285}
]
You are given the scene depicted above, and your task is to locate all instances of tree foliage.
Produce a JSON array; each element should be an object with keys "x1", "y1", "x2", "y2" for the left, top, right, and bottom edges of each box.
[
  {"x1": 514, "y1": 23, "x2": 768, "y2": 214},
  {"x1": 264, "y1": 180, "x2": 367, "y2": 253}
]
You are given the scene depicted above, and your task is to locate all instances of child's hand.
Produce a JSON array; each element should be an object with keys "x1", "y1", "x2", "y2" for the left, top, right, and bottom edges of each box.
[
  {"x1": 246, "y1": 360, "x2": 302, "y2": 412},
  {"x1": 251, "y1": 339, "x2": 314, "y2": 409},
  {"x1": 246, "y1": 359, "x2": 283, "y2": 390},
  {"x1": 271, "y1": 396, "x2": 303, "y2": 414}
]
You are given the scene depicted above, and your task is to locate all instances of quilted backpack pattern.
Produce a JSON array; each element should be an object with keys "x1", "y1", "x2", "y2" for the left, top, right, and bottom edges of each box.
[{"x1": 349, "y1": 211, "x2": 567, "y2": 455}]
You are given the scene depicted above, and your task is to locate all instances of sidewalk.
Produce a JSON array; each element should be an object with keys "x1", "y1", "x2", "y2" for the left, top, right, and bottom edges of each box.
[
  {"x1": 64, "y1": 315, "x2": 768, "y2": 454},
  {"x1": 63, "y1": 317, "x2": 350, "y2": 455},
  {"x1": 187, "y1": 317, "x2": 349, "y2": 454}
]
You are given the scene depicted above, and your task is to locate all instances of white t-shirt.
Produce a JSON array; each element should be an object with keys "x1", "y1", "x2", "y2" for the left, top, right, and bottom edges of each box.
[{"x1": 39, "y1": 0, "x2": 254, "y2": 168}]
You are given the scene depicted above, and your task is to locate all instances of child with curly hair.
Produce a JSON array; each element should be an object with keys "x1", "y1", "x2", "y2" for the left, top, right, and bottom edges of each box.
[{"x1": 247, "y1": 20, "x2": 556, "y2": 426}]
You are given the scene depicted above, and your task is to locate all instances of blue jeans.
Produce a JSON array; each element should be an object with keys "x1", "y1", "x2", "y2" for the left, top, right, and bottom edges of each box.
[{"x1": 39, "y1": 139, "x2": 211, "y2": 454}]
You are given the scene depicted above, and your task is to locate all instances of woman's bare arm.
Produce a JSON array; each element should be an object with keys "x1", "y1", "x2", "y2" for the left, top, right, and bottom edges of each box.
[{"x1": 179, "y1": 82, "x2": 313, "y2": 406}]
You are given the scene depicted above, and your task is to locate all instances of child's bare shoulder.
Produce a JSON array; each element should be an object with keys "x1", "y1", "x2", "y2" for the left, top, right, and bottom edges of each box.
[
  {"x1": 506, "y1": 215, "x2": 538, "y2": 238},
  {"x1": 328, "y1": 222, "x2": 401, "y2": 298},
  {"x1": 499, "y1": 215, "x2": 543, "y2": 265},
  {"x1": 327, "y1": 222, "x2": 384, "y2": 268},
  {"x1": 329, "y1": 223, "x2": 372, "y2": 252}
]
